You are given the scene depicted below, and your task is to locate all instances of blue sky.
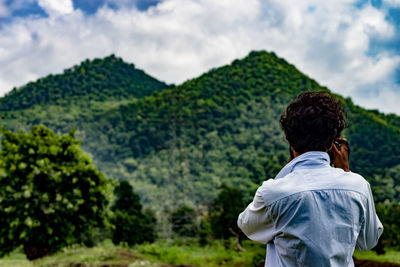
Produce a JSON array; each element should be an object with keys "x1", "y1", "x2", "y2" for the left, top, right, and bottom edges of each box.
[
  {"x1": 0, "y1": 0, "x2": 399, "y2": 114},
  {"x1": 0, "y1": 0, "x2": 161, "y2": 22}
]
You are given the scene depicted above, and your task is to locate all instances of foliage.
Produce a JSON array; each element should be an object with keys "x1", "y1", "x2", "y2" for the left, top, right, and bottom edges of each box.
[
  {"x1": 345, "y1": 102, "x2": 400, "y2": 181},
  {"x1": 111, "y1": 180, "x2": 142, "y2": 215},
  {"x1": 209, "y1": 185, "x2": 245, "y2": 239},
  {"x1": 110, "y1": 180, "x2": 157, "y2": 246},
  {"x1": 1, "y1": 51, "x2": 400, "y2": 236},
  {"x1": 370, "y1": 165, "x2": 400, "y2": 203},
  {"x1": 170, "y1": 206, "x2": 198, "y2": 237},
  {"x1": 0, "y1": 125, "x2": 112, "y2": 260},
  {"x1": 375, "y1": 202, "x2": 400, "y2": 249},
  {"x1": 0, "y1": 55, "x2": 168, "y2": 111},
  {"x1": 198, "y1": 217, "x2": 212, "y2": 246}
]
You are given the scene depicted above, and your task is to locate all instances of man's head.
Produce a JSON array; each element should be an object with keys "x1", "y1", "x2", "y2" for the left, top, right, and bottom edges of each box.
[{"x1": 280, "y1": 91, "x2": 346, "y2": 154}]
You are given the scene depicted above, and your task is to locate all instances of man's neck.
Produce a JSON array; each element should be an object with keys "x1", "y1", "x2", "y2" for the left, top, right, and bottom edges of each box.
[{"x1": 291, "y1": 148, "x2": 327, "y2": 159}]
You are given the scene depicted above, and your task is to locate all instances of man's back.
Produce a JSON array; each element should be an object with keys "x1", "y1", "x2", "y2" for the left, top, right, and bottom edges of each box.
[{"x1": 238, "y1": 152, "x2": 383, "y2": 267}]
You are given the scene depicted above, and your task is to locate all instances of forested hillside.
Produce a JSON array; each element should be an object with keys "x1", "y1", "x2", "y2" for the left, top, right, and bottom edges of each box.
[
  {"x1": 0, "y1": 55, "x2": 168, "y2": 111},
  {"x1": 1, "y1": 51, "x2": 400, "y2": 222},
  {"x1": 0, "y1": 55, "x2": 168, "y2": 136}
]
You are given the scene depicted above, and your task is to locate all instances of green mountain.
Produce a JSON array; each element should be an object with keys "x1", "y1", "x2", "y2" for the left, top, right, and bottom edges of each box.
[
  {"x1": 1, "y1": 51, "x2": 400, "y2": 220},
  {"x1": 0, "y1": 55, "x2": 168, "y2": 134},
  {"x1": 0, "y1": 54, "x2": 168, "y2": 111}
]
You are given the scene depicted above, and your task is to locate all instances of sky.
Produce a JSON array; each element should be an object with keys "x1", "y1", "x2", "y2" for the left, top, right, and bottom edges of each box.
[{"x1": 0, "y1": 0, "x2": 399, "y2": 115}]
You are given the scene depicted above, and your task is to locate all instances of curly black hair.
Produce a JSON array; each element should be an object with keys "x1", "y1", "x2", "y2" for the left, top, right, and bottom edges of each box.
[{"x1": 280, "y1": 91, "x2": 346, "y2": 153}]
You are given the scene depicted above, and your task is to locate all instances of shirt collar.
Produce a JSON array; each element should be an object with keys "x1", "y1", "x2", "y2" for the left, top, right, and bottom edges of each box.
[{"x1": 275, "y1": 151, "x2": 331, "y2": 180}]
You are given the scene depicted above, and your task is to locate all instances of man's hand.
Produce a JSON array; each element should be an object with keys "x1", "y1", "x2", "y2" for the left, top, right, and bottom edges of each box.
[{"x1": 331, "y1": 138, "x2": 350, "y2": 172}]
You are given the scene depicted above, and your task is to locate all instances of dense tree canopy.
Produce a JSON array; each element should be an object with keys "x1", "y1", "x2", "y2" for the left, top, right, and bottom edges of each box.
[
  {"x1": 0, "y1": 55, "x2": 168, "y2": 111},
  {"x1": 0, "y1": 125, "x2": 112, "y2": 260}
]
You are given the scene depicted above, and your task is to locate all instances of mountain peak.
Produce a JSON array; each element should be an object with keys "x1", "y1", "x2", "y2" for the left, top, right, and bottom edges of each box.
[{"x1": 0, "y1": 56, "x2": 167, "y2": 111}]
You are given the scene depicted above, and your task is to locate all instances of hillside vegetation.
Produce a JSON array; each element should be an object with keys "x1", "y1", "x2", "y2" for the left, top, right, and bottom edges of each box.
[
  {"x1": 1, "y1": 51, "x2": 400, "y2": 227},
  {"x1": 0, "y1": 55, "x2": 168, "y2": 111}
]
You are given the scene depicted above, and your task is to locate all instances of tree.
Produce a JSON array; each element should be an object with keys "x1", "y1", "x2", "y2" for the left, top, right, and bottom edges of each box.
[
  {"x1": 111, "y1": 180, "x2": 157, "y2": 246},
  {"x1": 208, "y1": 185, "x2": 246, "y2": 251},
  {"x1": 209, "y1": 185, "x2": 245, "y2": 239},
  {"x1": 375, "y1": 202, "x2": 400, "y2": 251},
  {"x1": 170, "y1": 206, "x2": 198, "y2": 237},
  {"x1": 0, "y1": 125, "x2": 112, "y2": 260}
]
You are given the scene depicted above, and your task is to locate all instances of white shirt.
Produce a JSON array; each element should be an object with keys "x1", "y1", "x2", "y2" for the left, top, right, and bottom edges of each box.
[{"x1": 237, "y1": 151, "x2": 383, "y2": 267}]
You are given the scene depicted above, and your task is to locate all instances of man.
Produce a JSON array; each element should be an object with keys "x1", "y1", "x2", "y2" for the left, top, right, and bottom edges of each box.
[{"x1": 237, "y1": 91, "x2": 383, "y2": 266}]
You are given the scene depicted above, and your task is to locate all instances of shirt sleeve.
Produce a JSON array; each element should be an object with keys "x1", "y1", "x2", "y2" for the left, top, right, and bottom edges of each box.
[
  {"x1": 237, "y1": 185, "x2": 275, "y2": 244},
  {"x1": 356, "y1": 182, "x2": 384, "y2": 250}
]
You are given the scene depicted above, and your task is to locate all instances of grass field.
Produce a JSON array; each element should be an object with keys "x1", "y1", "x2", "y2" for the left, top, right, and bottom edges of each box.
[
  {"x1": 353, "y1": 249, "x2": 400, "y2": 264},
  {"x1": 0, "y1": 239, "x2": 399, "y2": 267}
]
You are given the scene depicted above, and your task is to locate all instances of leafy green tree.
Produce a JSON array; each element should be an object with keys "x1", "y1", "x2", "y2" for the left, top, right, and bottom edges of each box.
[
  {"x1": 0, "y1": 125, "x2": 112, "y2": 260},
  {"x1": 209, "y1": 185, "x2": 245, "y2": 239},
  {"x1": 170, "y1": 206, "x2": 198, "y2": 237},
  {"x1": 111, "y1": 180, "x2": 157, "y2": 246},
  {"x1": 375, "y1": 202, "x2": 400, "y2": 250}
]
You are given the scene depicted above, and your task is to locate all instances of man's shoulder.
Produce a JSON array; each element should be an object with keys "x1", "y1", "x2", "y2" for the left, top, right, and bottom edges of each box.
[{"x1": 258, "y1": 167, "x2": 370, "y2": 206}]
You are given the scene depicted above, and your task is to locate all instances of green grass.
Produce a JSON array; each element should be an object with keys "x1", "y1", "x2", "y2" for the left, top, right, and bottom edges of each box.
[
  {"x1": 0, "y1": 250, "x2": 33, "y2": 267},
  {"x1": 353, "y1": 249, "x2": 400, "y2": 263},
  {"x1": 0, "y1": 242, "x2": 158, "y2": 267},
  {"x1": 0, "y1": 239, "x2": 264, "y2": 267},
  {"x1": 0, "y1": 240, "x2": 399, "y2": 267},
  {"x1": 136, "y1": 238, "x2": 265, "y2": 267}
]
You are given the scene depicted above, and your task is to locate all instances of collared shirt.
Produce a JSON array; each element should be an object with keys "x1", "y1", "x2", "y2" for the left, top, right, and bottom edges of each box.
[{"x1": 237, "y1": 151, "x2": 383, "y2": 267}]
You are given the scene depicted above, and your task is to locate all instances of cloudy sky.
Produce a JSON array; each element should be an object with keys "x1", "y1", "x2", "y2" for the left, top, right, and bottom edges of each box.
[{"x1": 1, "y1": 0, "x2": 399, "y2": 114}]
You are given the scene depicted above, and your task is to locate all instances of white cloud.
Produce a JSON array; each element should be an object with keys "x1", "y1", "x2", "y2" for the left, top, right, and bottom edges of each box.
[
  {"x1": 38, "y1": 0, "x2": 73, "y2": 15},
  {"x1": 343, "y1": 6, "x2": 394, "y2": 52},
  {"x1": 0, "y1": 0, "x2": 8, "y2": 17},
  {"x1": 355, "y1": 85, "x2": 400, "y2": 114},
  {"x1": 0, "y1": 0, "x2": 399, "y2": 115},
  {"x1": 382, "y1": 0, "x2": 400, "y2": 7},
  {"x1": 0, "y1": 0, "x2": 37, "y2": 17}
]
